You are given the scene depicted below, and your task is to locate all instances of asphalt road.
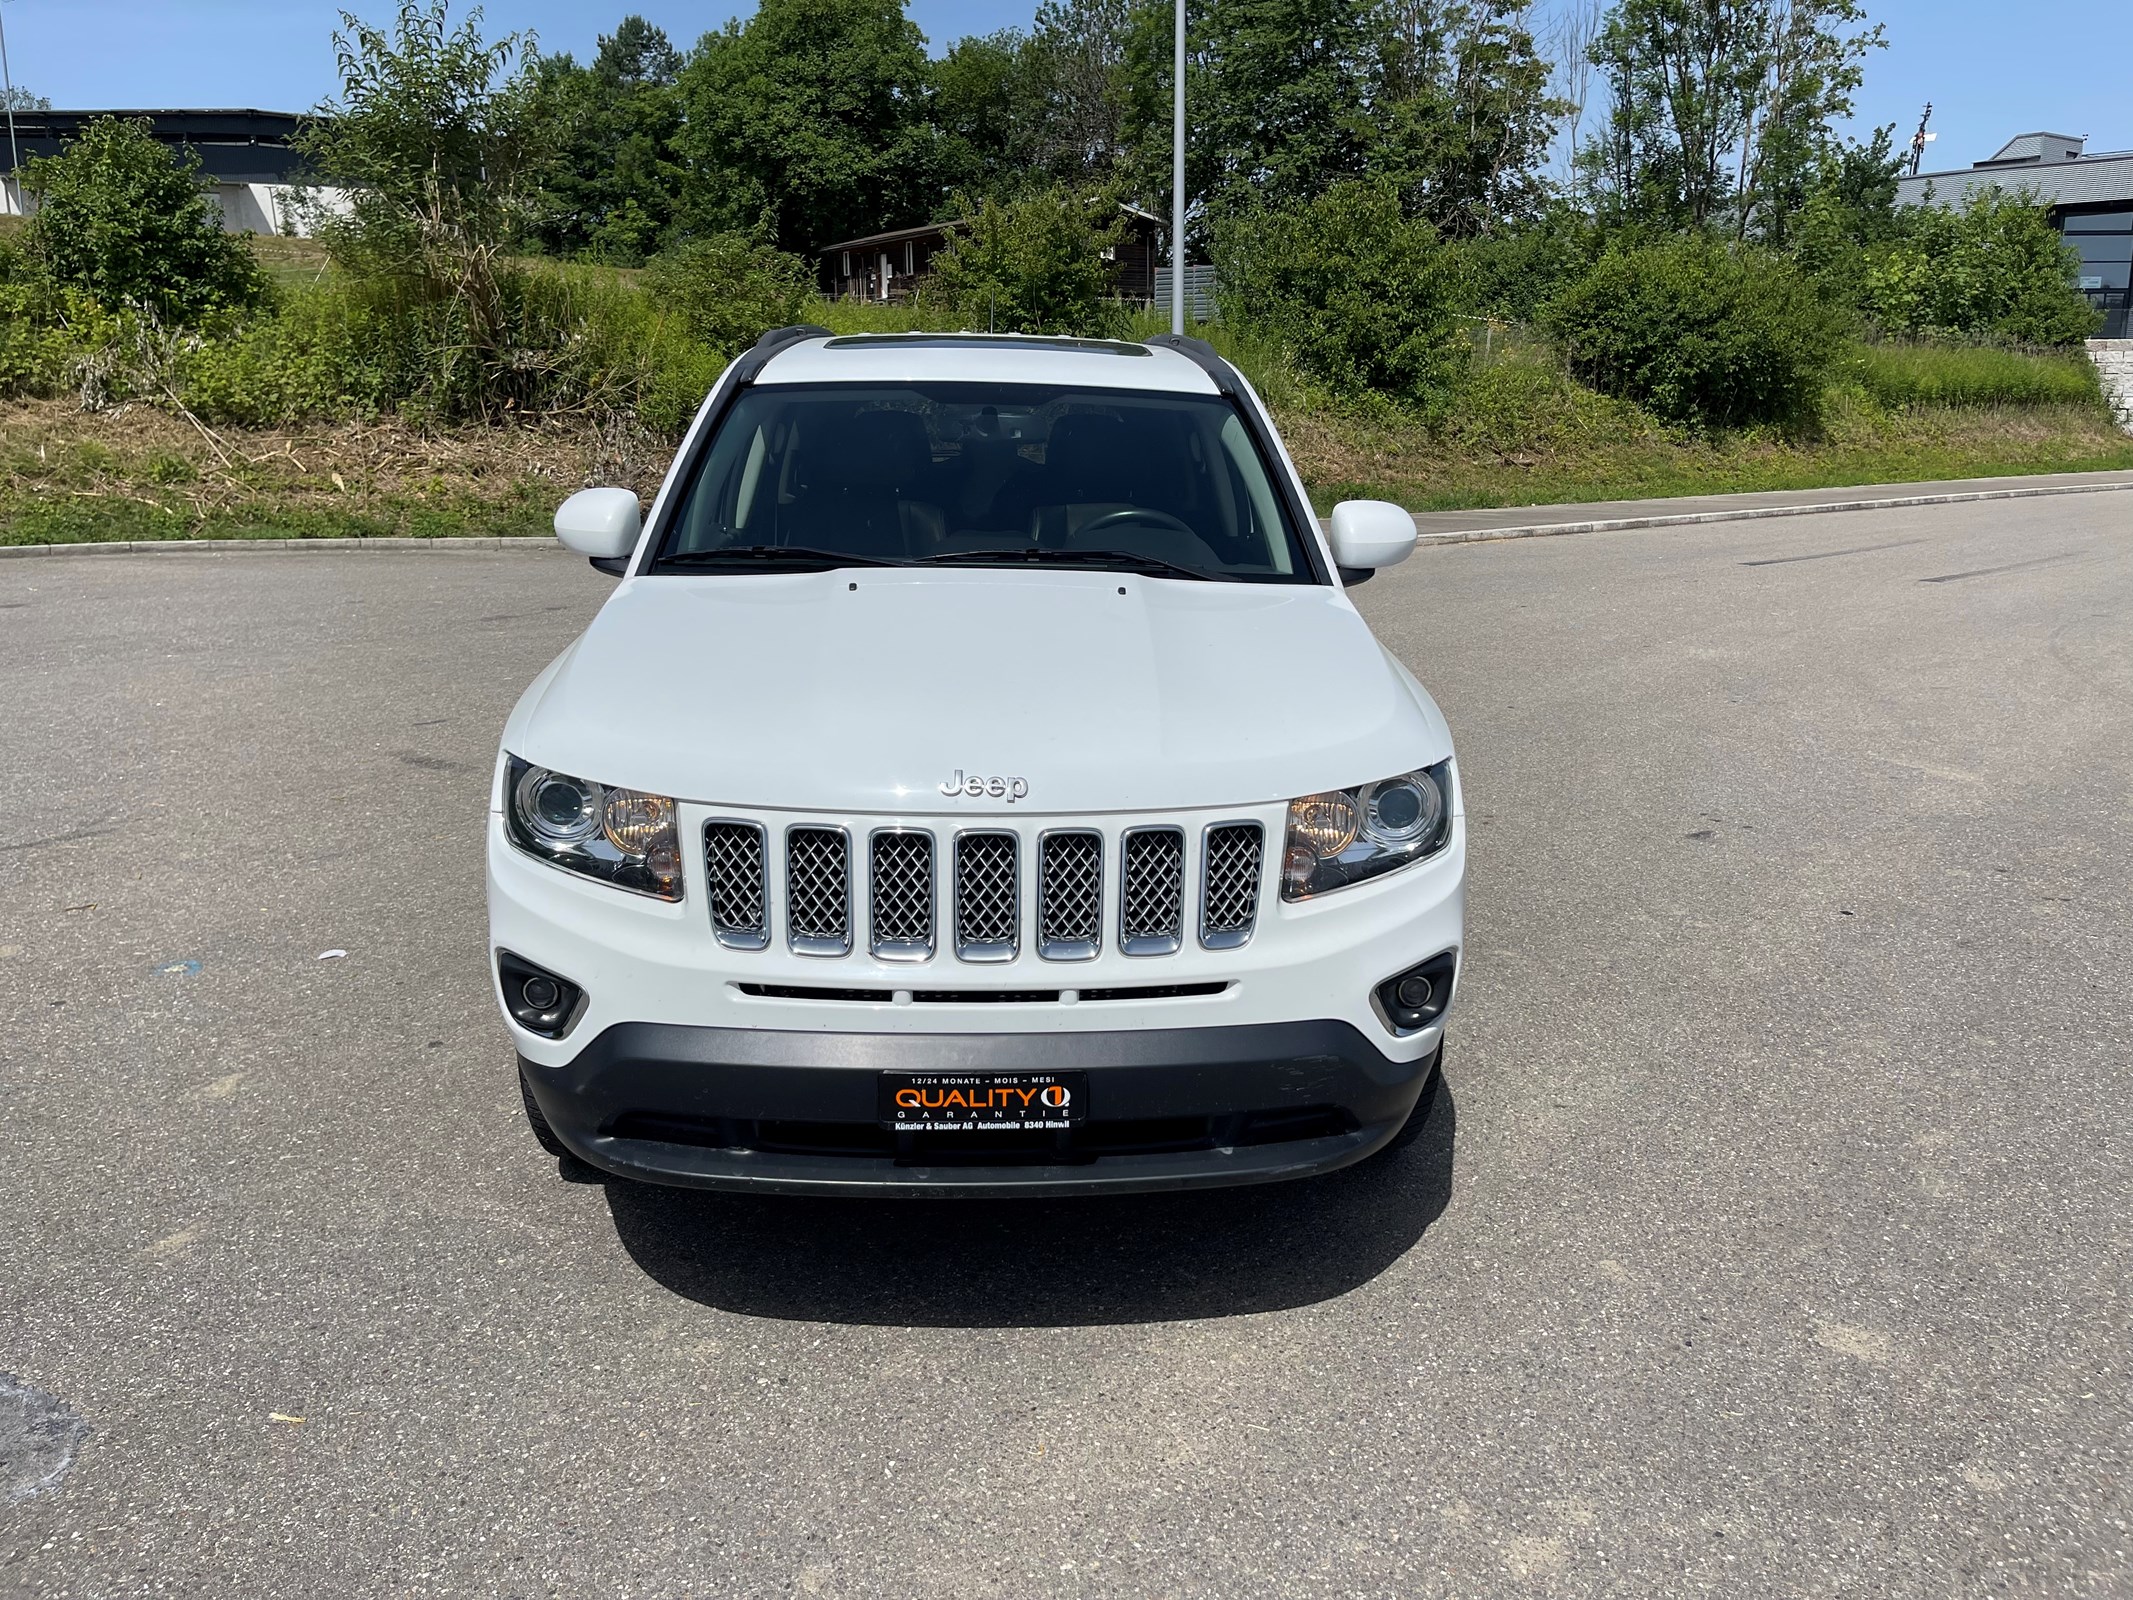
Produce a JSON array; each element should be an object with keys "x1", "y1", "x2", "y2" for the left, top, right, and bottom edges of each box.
[{"x1": 2, "y1": 495, "x2": 2129, "y2": 1598}]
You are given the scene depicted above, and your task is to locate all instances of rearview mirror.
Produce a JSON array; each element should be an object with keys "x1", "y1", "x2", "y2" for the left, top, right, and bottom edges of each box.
[
  {"x1": 1327, "y1": 500, "x2": 1417, "y2": 580},
  {"x1": 555, "y1": 487, "x2": 642, "y2": 573}
]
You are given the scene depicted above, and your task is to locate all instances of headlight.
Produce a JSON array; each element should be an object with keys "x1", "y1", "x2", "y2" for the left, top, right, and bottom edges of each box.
[
  {"x1": 1281, "y1": 762, "x2": 1452, "y2": 900},
  {"x1": 506, "y1": 755, "x2": 682, "y2": 901}
]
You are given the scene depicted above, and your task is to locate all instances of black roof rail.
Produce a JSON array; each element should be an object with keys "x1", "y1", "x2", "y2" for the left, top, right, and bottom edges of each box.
[
  {"x1": 1145, "y1": 332, "x2": 1242, "y2": 396},
  {"x1": 756, "y1": 322, "x2": 833, "y2": 351},
  {"x1": 730, "y1": 323, "x2": 832, "y2": 386}
]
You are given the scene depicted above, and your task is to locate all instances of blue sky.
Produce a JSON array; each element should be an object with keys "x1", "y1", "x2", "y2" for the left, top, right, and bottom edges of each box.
[{"x1": 4, "y1": 0, "x2": 2128, "y2": 172}]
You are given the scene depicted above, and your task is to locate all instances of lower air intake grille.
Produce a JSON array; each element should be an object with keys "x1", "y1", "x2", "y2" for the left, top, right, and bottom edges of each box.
[
  {"x1": 1037, "y1": 831, "x2": 1102, "y2": 960},
  {"x1": 786, "y1": 827, "x2": 851, "y2": 956},
  {"x1": 1120, "y1": 827, "x2": 1185, "y2": 955},
  {"x1": 869, "y1": 830, "x2": 936, "y2": 960},
  {"x1": 1199, "y1": 822, "x2": 1264, "y2": 949},
  {"x1": 954, "y1": 831, "x2": 1018, "y2": 961},
  {"x1": 702, "y1": 821, "x2": 769, "y2": 950}
]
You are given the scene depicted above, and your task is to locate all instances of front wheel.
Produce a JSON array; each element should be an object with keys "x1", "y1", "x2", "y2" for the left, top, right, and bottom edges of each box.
[
  {"x1": 1383, "y1": 1045, "x2": 1445, "y2": 1153},
  {"x1": 518, "y1": 1070, "x2": 607, "y2": 1183}
]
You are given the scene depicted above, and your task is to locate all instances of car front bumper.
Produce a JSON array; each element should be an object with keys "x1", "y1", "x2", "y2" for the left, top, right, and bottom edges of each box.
[{"x1": 520, "y1": 1016, "x2": 1440, "y2": 1197}]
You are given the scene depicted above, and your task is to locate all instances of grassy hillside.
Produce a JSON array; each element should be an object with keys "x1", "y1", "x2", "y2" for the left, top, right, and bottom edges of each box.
[
  {"x1": 4, "y1": 237, "x2": 2130, "y2": 545},
  {"x1": 8, "y1": 378, "x2": 2130, "y2": 547}
]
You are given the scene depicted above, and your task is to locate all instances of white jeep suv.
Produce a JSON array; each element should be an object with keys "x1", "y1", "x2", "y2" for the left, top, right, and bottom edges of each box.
[{"x1": 488, "y1": 328, "x2": 1464, "y2": 1196}]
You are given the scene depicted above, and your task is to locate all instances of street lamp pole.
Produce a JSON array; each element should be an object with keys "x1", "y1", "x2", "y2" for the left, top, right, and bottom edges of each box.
[
  {"x1": 0, "y1": 4, "x2": 21, "y2": 202},
  {"x1": 1170, "y1": 0, "x2": 1185, "y2": 336}
]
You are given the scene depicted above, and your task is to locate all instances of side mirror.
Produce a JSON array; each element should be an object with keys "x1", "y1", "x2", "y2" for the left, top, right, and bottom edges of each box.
[
  {"x1": 1326, "y1": 500, "x2": 1417, "y2": 583},
  {"x1": 555, "y1": 487, "x2": 642, "y2": 575}
]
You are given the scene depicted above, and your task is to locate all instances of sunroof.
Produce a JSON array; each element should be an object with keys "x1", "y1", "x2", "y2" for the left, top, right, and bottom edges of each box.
[{"x1": 820, "y1": 334, "x2": 1151, "y2": 356}]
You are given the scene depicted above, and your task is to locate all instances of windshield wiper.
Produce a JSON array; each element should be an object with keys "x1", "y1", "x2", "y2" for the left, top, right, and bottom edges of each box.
[
  {"x1": 917, "y1": 547, "x2": 1226, "y2": 582},
  {"x1": 660, "y1": 545, "x2": 907, "y2": 570}
]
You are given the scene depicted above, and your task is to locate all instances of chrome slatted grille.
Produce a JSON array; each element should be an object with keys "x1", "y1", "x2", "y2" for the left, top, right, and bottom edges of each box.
[
  {"x1": 869, "y1": 830, "x2": 936, "y2": 961},
  {"x1": 785, "y1": 827, "x2": 852, "y2": 956},
  {"x1": 702, "y1": 821, "x2": 769, "y2": 950},
  {"x1": 1199, "y1": 822, "x2": 1264, "y2": 949},
  {"x1": 954, "y1": 832, "x2": 1018, "y2": 962},
  {"x1": 1037, "y1": 831, "x2": 1102, "y2": 961},
  {"x1": 1119, "y1": 827, "x2": 1185, "y2": 956}
]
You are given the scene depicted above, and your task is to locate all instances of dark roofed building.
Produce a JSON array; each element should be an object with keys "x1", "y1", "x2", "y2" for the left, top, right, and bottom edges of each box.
[
  {"x1": 819, "y1": 204, "x2": 1170, "y2": 307},
  {"x1": 1, "y1": 108, "x2": 346, "y2": 235}
]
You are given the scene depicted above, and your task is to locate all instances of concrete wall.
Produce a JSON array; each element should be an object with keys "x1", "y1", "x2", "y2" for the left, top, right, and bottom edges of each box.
[
  {"x1": 209, "y1": 183, "x2": 351, "y2": 237},
  {"x1": 0, "y1": 176, "x2": 349, "y2": 235},
  {"x1": 2092, "y1": 341, "x2": 2133, "y2": 434}
]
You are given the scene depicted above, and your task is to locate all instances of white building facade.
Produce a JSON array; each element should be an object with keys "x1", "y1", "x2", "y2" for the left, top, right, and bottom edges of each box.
[{"x1": 1, "y1": 107, "x2": 347, "y2": 235}]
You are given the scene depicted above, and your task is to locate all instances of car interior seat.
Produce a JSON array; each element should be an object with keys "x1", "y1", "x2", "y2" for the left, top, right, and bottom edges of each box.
[
  {"x1": 781, "y1": 408, "x2": 945, "y2": 558},
  {"x1": 1036, "y1": 412, "x2": 1223, "y2": 571}
]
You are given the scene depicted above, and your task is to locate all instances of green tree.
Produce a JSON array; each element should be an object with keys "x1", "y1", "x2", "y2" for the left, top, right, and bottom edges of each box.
[
  {"x1": 928, "y1": 31, "x2": 1043, "y2": 200},
  {"x1": 676, "y1": 0, "x2": 934, "y2": 253},
  {"x1": 522, "y1": 17, "x2": 687, "y2": 263},
  {"x1": 1210, "y1": 178, "x2": 1466, "y2": 398},
  {"x1": 294, "y1": 1, "x2": 540, "y2": 416},
  {"x1": 1577, "y1": 0, "x2": 1881, "y2": 237},
  {"x1": 921, "y1": 187, "x2": 1128, "y2": 334},
  {"x1": 20, "y1": 116, "x2": 263, "y2": 325},
  {"x1": 1192, "y1": 0, "x2": 1372, "y2": 214},
  {"x1": 297, "y1": 1, "x2": 534, "y2": 275},
  {"x1": 1789, "y1": 125, "x2": 1902, "y2": 302},
  {"x1": 1024, "y1": 0, "x2": 1161, "y2": 185},
  {"x1": 1732, "y1": 0, "x2": 1885, "y2": 245},
  {"x1": 1364, "y1": 0, "x2": 1568, "y2": 238},
  {"x1": 1863, "y1": 188, "x2": 2099, "y2": 347},
  {"x1": 1579, "y1": 0, "x2": 1766, "y2": 229}
]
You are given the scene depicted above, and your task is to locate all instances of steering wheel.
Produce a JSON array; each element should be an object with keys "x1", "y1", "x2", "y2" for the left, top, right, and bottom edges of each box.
[{"x1": 1074, "y1": 507, "x2": 1196, "y2": 539}]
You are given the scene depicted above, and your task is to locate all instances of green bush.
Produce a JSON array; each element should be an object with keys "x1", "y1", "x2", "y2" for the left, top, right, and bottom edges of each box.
[
  {"x1": 559, "y1": 267, "x2": 729, "y2": 437},
  {"x1": 1448, "y1": 210, "x2": 1600, "y2": 324},
  {"x1": 1841, "y1": 340, "x2": 2102, "y2": 410},
  {"x1": 0, "y1": 239, "x2": 65, "y2": 391},
  {"x1": 1210, "y1": 180, "x2": 1466, "y2": 403},
  {"x1": 174, "y1": 278, "x2": 404, "y2": 424},
  {"x1": 0, "y1": 232, "x2": 141, "y2": 403},
  {"x1": 1864, "y1": 190, "x2": 2099, "y2": 347},
  {"x1": 21, "y1": 116, "x2": 264, "y2": 326},
  {"x1": 921, "y1": 188, "x2": 1128, "y2": 337},
  {"x1": 0, "y1": 249, "x2": 734, "y2": 438},
  {"x1": 1545, "y1": 239, "x2": 1842, "y2": 428},
  {"x1": 642, "y1": 232, "x2": 812, "y2": 355}
]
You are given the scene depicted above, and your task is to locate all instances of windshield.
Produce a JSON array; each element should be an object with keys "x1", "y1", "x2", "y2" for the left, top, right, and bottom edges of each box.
[{"x1": 650, "y1": 382, "x2": 1320, "y2": 583}]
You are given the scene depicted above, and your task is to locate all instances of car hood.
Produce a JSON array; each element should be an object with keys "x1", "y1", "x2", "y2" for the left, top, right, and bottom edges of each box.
[{"x1": 506, "y1": 568, "x2": 1450, "y2": 815}]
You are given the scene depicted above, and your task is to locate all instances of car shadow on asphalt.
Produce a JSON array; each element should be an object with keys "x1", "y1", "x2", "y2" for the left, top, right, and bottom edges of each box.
[{"x1": 599, "y1": 1085, "x2": 1456, "y2": 1326}]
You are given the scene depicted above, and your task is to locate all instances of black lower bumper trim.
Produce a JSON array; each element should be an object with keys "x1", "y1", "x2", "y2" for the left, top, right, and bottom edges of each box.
[{"x1": 519, "y1": 1018, "x2": 1432, "y2": 1197}]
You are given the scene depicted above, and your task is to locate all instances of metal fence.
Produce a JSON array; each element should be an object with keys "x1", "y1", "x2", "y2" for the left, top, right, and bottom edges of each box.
[{"x1": 1153, "y1": 265, "x2": 1218, "y2": 322}]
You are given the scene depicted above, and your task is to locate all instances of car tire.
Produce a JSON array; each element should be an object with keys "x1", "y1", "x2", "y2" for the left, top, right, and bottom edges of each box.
[
  {"x1": 1384, "y1": 1044, "x2": 1444, "y2": 1152},
  {"x1": 518, "y1": 1069, "x2": 575, "y2": 1161}
]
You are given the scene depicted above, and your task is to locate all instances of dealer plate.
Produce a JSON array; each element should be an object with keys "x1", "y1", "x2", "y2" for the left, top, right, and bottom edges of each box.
[{"x1": 878, "y1": 1071, "x2": 1088, "y2": 1133}]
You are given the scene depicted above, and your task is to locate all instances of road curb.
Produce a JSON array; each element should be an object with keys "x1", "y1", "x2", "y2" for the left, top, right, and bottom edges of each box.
[
  {"x1": 1407, "y1": 476, "x2": 2133, "y2": 547},
  {"x1": 4, "y1": 474, "x2": 2131, "y2": 560},
  {"x1": 0, "y1": 534, "x2": 566, "y2": 560}
]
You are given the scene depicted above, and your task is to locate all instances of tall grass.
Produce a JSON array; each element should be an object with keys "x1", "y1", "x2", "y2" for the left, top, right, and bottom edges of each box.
[
  {"x1": 1841, "y1": 341, "x2": 2102, "y2": 410},
  {"x1": 5, "y1": 241, "x2": 2117, "y2": 470}
]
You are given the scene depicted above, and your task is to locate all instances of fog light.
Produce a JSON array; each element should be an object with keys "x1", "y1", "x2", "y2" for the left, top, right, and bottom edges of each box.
[
  {"x1": 497, "y1": 949, "x2": 584, "y2": 1039},
  {"x1": 1375, "y1": 950, "x2": 1457, "y2": 1035}
]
